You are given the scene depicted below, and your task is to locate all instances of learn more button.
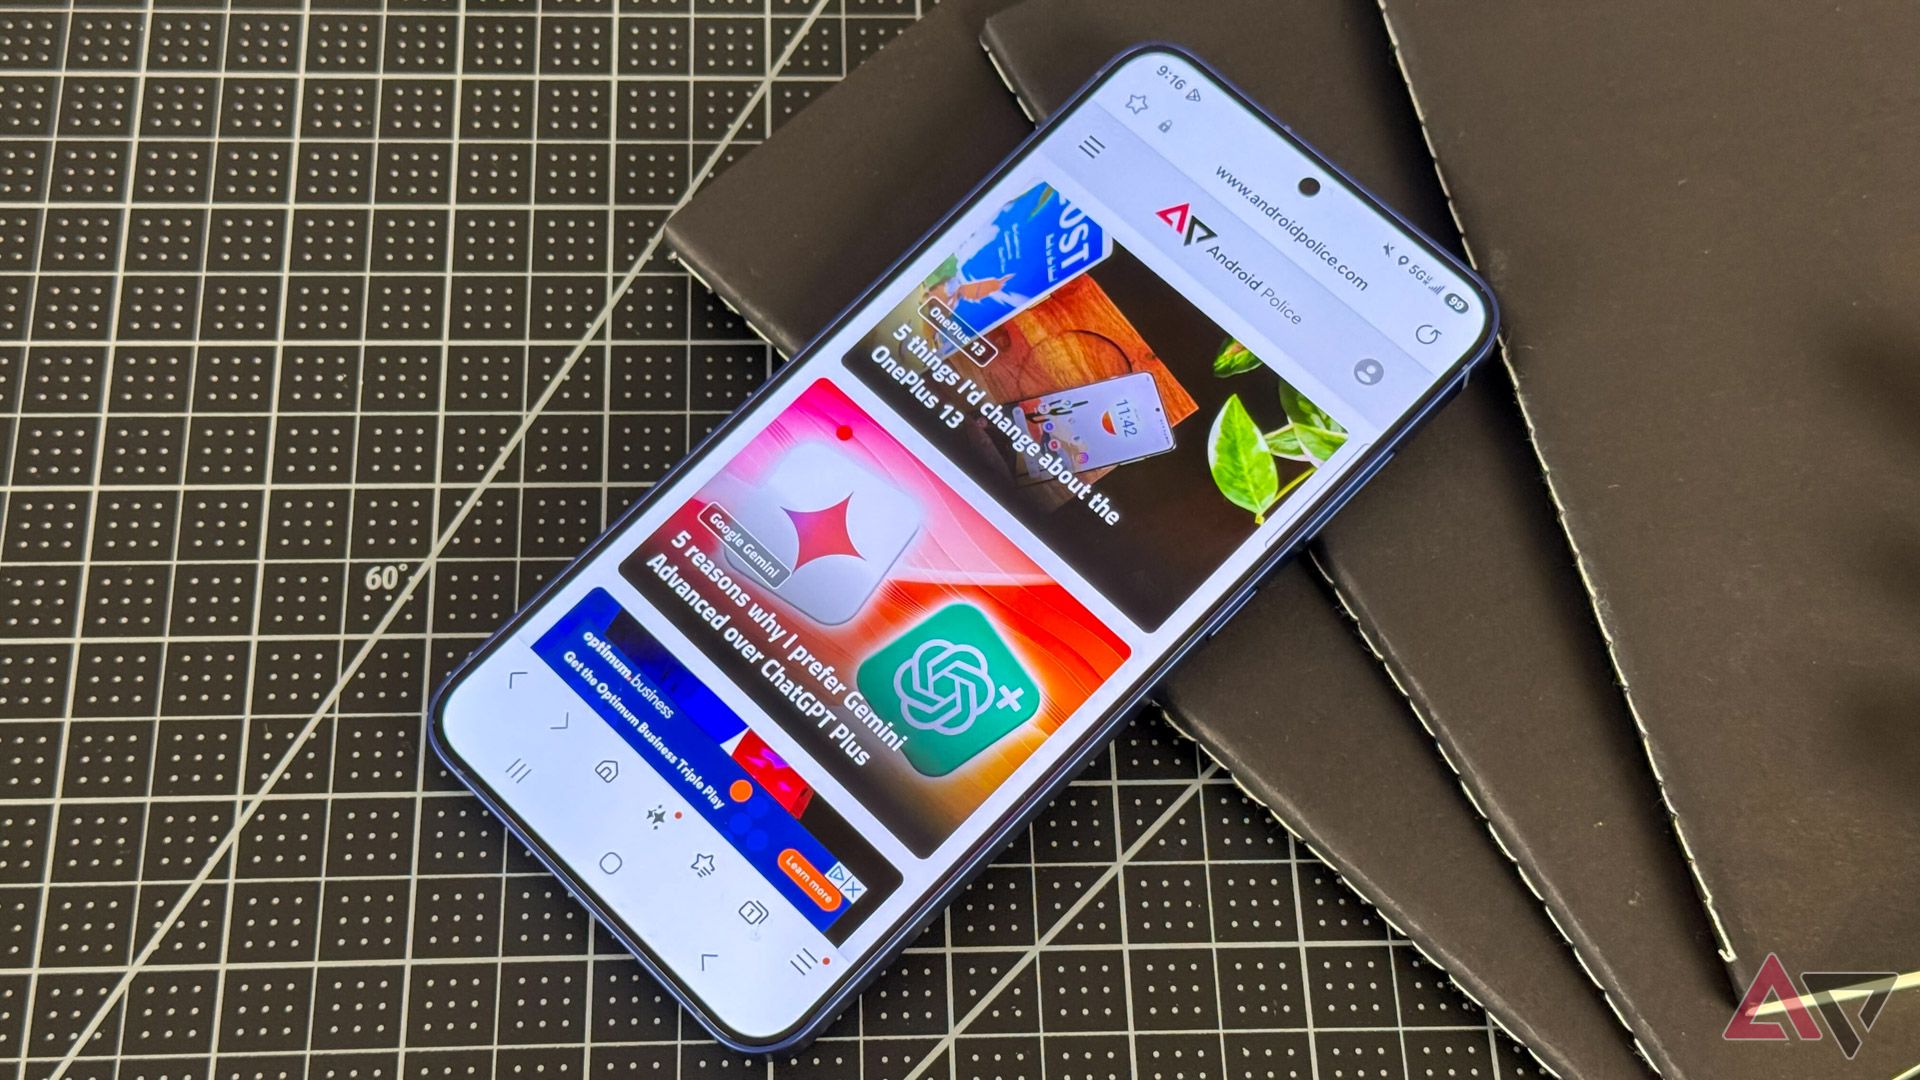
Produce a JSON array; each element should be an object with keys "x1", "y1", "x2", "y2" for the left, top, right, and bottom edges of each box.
[{"x1": 778, "y1": 849, "x2": 843, "y2": 912}]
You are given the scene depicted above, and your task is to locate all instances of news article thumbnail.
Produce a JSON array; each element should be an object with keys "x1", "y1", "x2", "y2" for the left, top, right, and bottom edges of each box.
[
  {"x1": 844, "y1": 179, "x2": 1350, "y2": 630},
  {"x1": 619, "y1": 379, "x2": 1129, "y2": 858}
]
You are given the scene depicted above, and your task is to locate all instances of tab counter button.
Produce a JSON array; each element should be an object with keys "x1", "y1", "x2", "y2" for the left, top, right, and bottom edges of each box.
[{"x1": 779, "y1": 849, "x2": 844, "y2": 912}]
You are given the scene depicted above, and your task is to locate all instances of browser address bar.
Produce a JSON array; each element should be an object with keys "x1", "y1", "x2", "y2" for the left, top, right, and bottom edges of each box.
[
  {"x1": 1206, "y1": 163, "x2": 1372, "y2": 295},
  {"x1": 1049, "y1": 106, "x2": 1431, "y2": 432},
  {"x1": 1089, "y1": 58, "x2": 1486, "y2": 362}
]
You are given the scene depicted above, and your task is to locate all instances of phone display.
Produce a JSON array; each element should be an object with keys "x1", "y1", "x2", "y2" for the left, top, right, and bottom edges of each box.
[
  {"x1": 923, "y1": 175, "x2": 1113, "y2": 344},
  {"x1": 431, "y1": 46, "x2": 1495, "y2": 1051},
  {"x1": 1012, "y1": 371, "x2": 1176, "y2": 481}
]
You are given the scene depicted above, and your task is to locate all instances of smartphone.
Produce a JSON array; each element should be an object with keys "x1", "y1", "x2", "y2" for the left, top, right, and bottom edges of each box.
[
  {"x1": 1011, "y1": 370, "x2": 1175, "y2": 481},
  {"x1": 924, "y1": 173, "x2": 1114, "y2": 344},
  {"x1": 430, "y1": 44, "x2": 1496, "y2": 1052}
]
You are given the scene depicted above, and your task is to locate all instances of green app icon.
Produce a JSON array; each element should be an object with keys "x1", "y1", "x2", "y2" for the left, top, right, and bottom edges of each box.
[{"x1": 857, "y1": 604, "x2": 1041, "y2": 777}]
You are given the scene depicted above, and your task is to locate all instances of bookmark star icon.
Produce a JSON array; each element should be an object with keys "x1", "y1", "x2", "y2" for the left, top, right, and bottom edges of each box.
[{"x1": 1125, "y1": 94, "x2": 1148, "y2": 115}]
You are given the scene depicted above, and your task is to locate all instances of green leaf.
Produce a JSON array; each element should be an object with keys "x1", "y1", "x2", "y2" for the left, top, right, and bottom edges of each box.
[
  {"x1": 1277, "y1": 382, "x2": 1344, "y2": 433},
  {"x1": 1277, "y1": 383, "x2": 1349, "y2": 462},
  {"x1": 1212, "y1": 337, "x2": 1263, "y2": 377},
  {"x1": 1263, "y1": 425, "x2": 1313, "y2": 461},
  {"x1": 1208, "y1": 395, "x2": 1280, "y2": 523},
  {"x1": 1293, "y1": 423, "x2": 1347, "y2": 462}
]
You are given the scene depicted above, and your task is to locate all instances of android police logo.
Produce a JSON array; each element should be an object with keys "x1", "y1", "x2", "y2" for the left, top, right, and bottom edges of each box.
[
  {"x1": 893, "y1": 638, "x2": 1004, "y2": 736},
  {"x1": 1156, "y1": 202, "x2": 1217, "y2": 247}
]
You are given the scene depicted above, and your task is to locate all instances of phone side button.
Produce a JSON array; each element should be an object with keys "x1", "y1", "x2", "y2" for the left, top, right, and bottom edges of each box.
[
  {"x1": 1204, "y1": 586, "x2": 1258, "y2": 640},
  {"x1": 1354, "y1": 450, "x2": 1396, "y2": 488}
]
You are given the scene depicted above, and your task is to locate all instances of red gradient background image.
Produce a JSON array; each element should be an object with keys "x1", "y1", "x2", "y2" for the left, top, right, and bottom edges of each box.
[{"x1": 631, "y1": 379, "x2": 1129, "y2": 843}]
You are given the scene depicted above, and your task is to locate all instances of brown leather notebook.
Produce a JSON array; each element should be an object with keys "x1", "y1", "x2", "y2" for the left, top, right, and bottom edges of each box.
[
  {"x1": 1379, "y1": 0, "x2": 1920, "y2": 1008},
  {"x1": 663, "y1": 0, "x2": 1029, "y2": 356},
  {"x1": 989, "y1": 2, "x2": 1920, "y2": 1076}
]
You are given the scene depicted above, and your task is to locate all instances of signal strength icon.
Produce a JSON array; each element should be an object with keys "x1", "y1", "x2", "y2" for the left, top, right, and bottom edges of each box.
[{"x1": 1428, "y1": 282, "x2": 1445, "y2": 295}]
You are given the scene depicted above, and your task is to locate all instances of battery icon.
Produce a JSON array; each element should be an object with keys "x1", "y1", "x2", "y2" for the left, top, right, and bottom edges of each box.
[{"x1": 1444, "y1": 292, "x2": 1469, "y2": 314}]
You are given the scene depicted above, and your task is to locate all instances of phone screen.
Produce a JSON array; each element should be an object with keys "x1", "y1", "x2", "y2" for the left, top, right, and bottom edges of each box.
[
  {"x1": 1011, "y1": 371, "x2": 1175, "y2": 481},
  {"x1": 433, "y1": 47, "x2": 1493, "y2": 1047}
]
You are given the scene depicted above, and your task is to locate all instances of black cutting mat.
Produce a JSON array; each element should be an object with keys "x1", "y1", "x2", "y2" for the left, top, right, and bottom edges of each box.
[{"x1": 0, "y1": 2, "x2": 1540, "y2": 1077}]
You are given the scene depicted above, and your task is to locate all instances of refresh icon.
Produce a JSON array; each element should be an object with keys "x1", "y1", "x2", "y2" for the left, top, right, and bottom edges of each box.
[{"x1": 1414, "y1": 324, "x2": 1442, "y2": 345}]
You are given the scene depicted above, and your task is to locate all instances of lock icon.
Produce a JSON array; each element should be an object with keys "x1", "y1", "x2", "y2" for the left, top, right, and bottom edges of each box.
[{"x1": 1158, "y1": 119, "x2": 1173, "y2": 133}]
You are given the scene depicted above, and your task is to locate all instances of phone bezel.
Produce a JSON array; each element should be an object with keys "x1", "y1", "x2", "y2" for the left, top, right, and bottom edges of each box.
[{"x1": 428, "y1": 41, "x2": 1499, "y2": 1053}]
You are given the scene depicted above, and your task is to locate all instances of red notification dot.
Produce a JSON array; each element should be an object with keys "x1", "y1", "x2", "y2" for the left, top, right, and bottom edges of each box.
[{"x1": 821, "y1": 957, "x2": 831, "y2": 965}]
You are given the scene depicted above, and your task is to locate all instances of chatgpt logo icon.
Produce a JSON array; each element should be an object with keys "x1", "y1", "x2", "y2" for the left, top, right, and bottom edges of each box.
[{"x1": 858, "y1": 604, "x2": 1040, "y2": 777}]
